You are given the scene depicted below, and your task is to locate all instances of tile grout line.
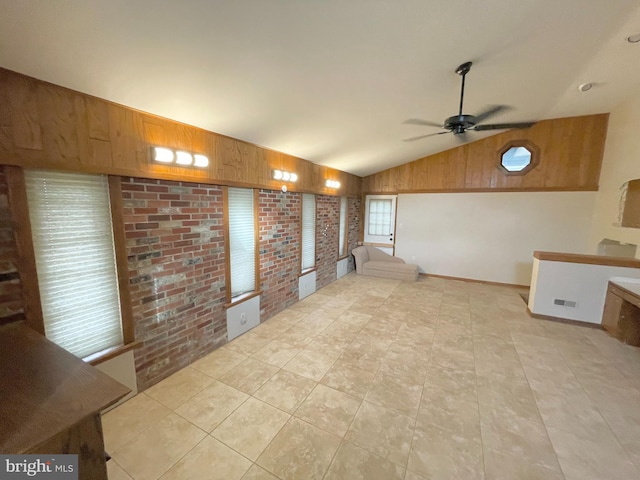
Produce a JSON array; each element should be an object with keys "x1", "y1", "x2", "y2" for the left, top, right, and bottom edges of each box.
[{"x1": 404, "y1": 283, "x2": 443, "y2": 478}]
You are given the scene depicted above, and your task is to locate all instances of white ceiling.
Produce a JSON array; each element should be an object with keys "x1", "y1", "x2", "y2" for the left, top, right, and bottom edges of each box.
[{"x1": 1, "y1": 1, "x2": 639, "y2": 177}]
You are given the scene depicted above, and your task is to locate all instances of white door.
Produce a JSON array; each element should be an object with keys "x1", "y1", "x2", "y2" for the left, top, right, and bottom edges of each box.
[{"x1": 364, "y1": 195, "x2": 397, "y2": 253}]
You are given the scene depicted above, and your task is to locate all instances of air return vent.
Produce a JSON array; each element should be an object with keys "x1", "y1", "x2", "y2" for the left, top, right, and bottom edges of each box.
[{"x1": 554, "y1": 299, "x2": 577, "y2": 308}]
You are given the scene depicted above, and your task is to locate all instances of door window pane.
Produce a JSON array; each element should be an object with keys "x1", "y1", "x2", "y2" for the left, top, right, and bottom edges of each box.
[{"x1": 368, "y1": 199, "x2": 392, "y2": 235}]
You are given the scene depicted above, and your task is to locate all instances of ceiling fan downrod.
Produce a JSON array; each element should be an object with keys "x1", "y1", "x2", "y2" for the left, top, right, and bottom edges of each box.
[{"x1": 455, "y1": 61, "x2": 472, "y2": 117}]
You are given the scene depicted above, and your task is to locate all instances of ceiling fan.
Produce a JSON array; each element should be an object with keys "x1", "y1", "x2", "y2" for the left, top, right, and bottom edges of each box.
[{"x1": 403, "y1": 61, "x2": 536, "y2": 142}]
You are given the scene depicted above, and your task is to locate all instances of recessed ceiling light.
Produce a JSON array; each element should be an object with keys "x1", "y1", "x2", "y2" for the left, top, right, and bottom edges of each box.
[
  {"x1": 627, "y1": 33, "x2": 640, "y2": 43},
  {"x1": 578, "y1": 83, "x2": 593, "y2": 92}
]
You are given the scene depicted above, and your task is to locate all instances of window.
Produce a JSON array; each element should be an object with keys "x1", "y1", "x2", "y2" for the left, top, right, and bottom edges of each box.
[
  {"x1": 301, "y1": 193, "x2": 316, "y2": 270},
  {"x1": 368, "y1": 198, "x2": 393, "y2": 235},
  {"x1": 338, "y1": 196, "x2": 348, "y2": 257},
  {"x1": 225, "y1": 187, "x2": 258, "y2": 299},
  {"x1": 24, "y1": 170, "x2": 124, "y2": 359},
  {"x1": 498, "y1": 140, "x2": 539, "y2": 175}
]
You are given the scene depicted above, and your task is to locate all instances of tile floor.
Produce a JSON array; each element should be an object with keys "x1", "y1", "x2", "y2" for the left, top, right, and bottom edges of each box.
[{"x1": 103, "y1": 273, "x2": 640, "y2": 480}]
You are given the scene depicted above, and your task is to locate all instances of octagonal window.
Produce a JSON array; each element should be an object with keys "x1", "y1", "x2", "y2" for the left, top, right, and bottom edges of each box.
[{"x1": 498, "y1": 140, "x2": 539, "y2": 175}]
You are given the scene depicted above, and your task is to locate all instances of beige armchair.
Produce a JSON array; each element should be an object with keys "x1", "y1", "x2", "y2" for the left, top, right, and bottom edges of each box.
[{"x1": 352, "y1": 246, "x2": 419, "y2": 282}]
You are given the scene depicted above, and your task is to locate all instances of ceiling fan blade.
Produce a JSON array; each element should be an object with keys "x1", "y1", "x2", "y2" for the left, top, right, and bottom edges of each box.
[
  {"x1": 402, "y1": 118, "x2": 444, "y2": 128},
  {"x1": 403, "y1": 131, "x2": 450, "y2": 142},
  {"x1": 472, "y1": 122, "x2": 536, "y2": 131},
  {"x1": 473, "y1": 105, "x2": 510, "y2": 124}
]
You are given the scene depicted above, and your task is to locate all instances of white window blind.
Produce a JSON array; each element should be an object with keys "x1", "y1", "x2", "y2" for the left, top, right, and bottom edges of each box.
[
  {"x1": 24, "y1": 170, "x2": 124, "y2": 359},
  {"x1": 228, "y1": 187, "x2": 256, "y2": 297},
  {"x1": 301, "y1": 194, "x2": 316, "y2": 270},
  {"x1": 368, "y1": 199, "x2": 393, "y2": 235},
  {"x1": 339, "y1": 196, "x2": 347, "y2": 257}
]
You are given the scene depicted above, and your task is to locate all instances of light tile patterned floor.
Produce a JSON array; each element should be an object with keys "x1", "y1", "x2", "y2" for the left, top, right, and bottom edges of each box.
[{"x1": 103, "y1": 273, "x2": 640, "y2": 480}]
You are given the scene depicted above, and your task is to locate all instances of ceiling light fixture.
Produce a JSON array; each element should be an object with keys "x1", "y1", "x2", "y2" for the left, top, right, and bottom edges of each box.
[
  {"x1": 626, "y1": 33, "x2": 640, "y2": 43},
  {"x1": 150, "y1": 147, "x2": 209, "y2": 169},
  {"x1": 272, "y1": 170, "x2": 297, "y2": 182},
  {"x1": 152, "y1": 147, "x2": 174, "y2": 163},
  {"x1": 175, "y1": 151, "x2": 193, "y2": 165},
  {"x1": 578, "y1": 83, "x2": 593, "y2": 92},
  {"x1": 193, "y1": 154, "x2": 209, "y2": 167}
]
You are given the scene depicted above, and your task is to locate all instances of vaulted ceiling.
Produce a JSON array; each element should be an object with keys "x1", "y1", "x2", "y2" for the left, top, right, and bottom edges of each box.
[{"x1": 1, "y1": 1, "x2": 639, "y2": 176}]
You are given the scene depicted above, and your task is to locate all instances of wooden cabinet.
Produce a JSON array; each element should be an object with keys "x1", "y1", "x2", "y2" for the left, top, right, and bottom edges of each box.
[
  {"x1": 621, "y1": 179, "x2": 640, "y2": 228},
  {"x1": 0, "y1": 322, "x2": 130, "y2": 479},
  {"x1": 602, "y1": 281, "x2": 640, "y2": 346}
]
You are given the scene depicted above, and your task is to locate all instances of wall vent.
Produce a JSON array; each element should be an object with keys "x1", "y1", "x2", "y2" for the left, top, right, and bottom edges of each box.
[{"x1": 554, "y1": 299, "x2": 577, "y2": 308}]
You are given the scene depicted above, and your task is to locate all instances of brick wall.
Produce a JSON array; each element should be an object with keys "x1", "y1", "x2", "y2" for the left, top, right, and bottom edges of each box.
[
  {"x1": 0, "y1": 167, "x2": 23, "y2": 324},
  {"x1": 347, "y1": 196, "x2": 361, "y2": 273},
  {"x1": 258, "y1": 190, "x2": 301, "y2": 319},
  {"x1": 316, "y1": 195, "x2": 340, "y2": 289},
  {"x1": 0, "y1": 168, "x2": 361, "y2": 390},
  {"x1": 120, "y1": 177, "x2": 227, "y2": 390}
]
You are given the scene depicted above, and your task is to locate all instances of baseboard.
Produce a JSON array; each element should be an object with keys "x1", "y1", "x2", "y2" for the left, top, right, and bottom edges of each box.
[
  {"x1": 526, "y1": 307, "x2": 604, "y2": 329},
  {"x1": 421, "y1": 273, "x2": 529, "y2": 290}
]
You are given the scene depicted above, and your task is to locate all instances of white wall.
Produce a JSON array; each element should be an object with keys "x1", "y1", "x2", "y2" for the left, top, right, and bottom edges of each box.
[
  {"x1": 395, "y1": 192, "x2": 595, "y2": 285},
  {"x1": 589, "y1": 86, "x2": 640, "y2": 254},
  {"x1": 528, "y1": 258, "x2": 640, "y2": 324}
]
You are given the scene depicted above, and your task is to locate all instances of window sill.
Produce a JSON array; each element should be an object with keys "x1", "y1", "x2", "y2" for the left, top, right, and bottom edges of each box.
[
  {"x1": 85, "y1": 340, "x2": 142, "y2": 366},
  {"x1": 225, "y1": 290, "x2": 262, "y2": 309},
  {"x1": 299, "y1": 267, "x2": 317, "y2": 277},
  {"x1": 337, "y1": 254, "x2": 350, "y2": 261}
]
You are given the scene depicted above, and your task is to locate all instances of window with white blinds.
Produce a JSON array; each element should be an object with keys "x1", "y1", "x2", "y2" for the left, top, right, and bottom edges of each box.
[
  {"x1": 227, "y1": 187, "x2": 256, "y2": 297},
  {"x1": 301, "y1": 193, "x2": 316, "y2": 270},
  {"x1": 24, "y1": 170, "x2": 124, "y2": 359},
  {"x1": 338, "y1": 196, "x2": 347, "y2": 257}
]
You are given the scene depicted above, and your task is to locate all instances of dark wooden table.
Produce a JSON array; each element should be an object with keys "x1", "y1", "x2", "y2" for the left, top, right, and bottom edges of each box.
[{"x1": 0, "y1": 322, "x2": 130, "y2": 479}]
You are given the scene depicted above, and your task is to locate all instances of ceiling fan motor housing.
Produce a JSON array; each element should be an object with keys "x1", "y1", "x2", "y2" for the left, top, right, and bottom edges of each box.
[{"x1": 445, "y1": 114, "x2": 477, "y2": 133}]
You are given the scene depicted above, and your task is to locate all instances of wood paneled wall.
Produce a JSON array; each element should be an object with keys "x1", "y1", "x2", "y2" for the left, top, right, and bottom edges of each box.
[
  {"x1": 0, "y1": 68, "x2": 361, "y2": 196},
  {"x1": 362, "y1": 114, "x2": 608, "y2": 194}
]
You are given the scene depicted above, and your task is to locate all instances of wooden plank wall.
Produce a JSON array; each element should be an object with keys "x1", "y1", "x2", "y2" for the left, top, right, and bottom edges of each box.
[
  {"x1": 362, "y1": 114, "x2": 608, "y2": 194},
  {"x1": 0, "y1": 68, "x2": 362, "y2": 197}
]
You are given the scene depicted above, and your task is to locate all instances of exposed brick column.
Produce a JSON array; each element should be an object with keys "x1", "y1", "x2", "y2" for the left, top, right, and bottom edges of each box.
[
  {"x1": 316, "y1": 195, "x2": 340, "y2": 289},
  {"x1": 120, "y1": 177, "x2": 227, "y2": 390},
  {"x1": 258, "y1": 189, "x2": 301, "y2": 320}
]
